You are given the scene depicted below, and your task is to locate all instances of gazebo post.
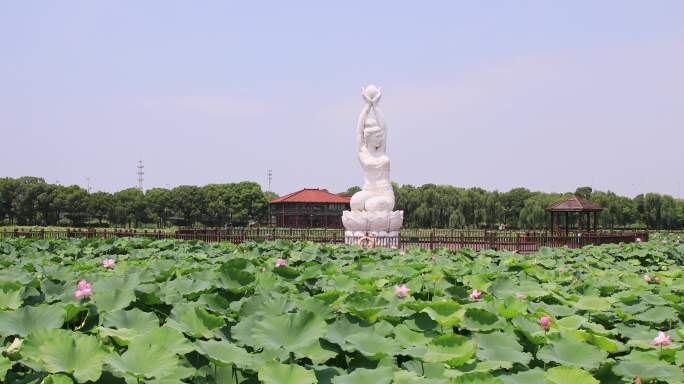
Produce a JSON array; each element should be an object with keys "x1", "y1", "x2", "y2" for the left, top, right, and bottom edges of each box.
[
  {"x1": 586, "y1": 211, "x2": 590, "y2": 232},
  {"x1": 565, "y1": 212, "x2": 569, "y2": 236},
  {"x1": 593, "y1": 211, "x2": 598, "y2": 232}
]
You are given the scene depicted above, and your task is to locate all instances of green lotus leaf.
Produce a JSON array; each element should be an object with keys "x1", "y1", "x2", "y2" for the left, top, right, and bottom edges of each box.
[
  {"x1": 0, "y1": 287, "x2": 22, "y2": 310},
  {"x1": 258, "y1": 361, "x2": 317, "y2": 384},
  {"x1": 103, "y1": 308, "x2": 159, "y2": 331},
  {"x1": 165, "y1": 304, "x2": 224, "y2": 338},
  {"x1": 499, "y1": 368, "x2": 544, "y2": 384},
  {"x1": 0, "y1": 303, "x2": 64, "y2": 336},
  {"x1": 106, "y1": 341, "x2": 187, "y2": 381},
  {"x1": 324, "y1": 316, "x2": 379, "y2": 349},
  {"x1": 252, "y1": 310, "x2": 327, "y2": 354},
  {"x1": 296, "y1": 339, "x2": 339, "y2": 364},
  {"x1": 475, "y1": 331, "x2": 531, "y2": 369},
  {"x1": 422, "y1": 334, "x2": 476, "y2": 367},
  {"x1": 164, "y1": 274, "x2": 211, "y2": 295},
  {"x1": 488, "y1": 277, "x2": 516, "y2": 298},
  {"x1": 42, "y1": 373, "x2": 74, "y2": 384},
  {"x1": 402, "y1": 360, "x2": 445, "y2": 379},
  {"x1": 421, "y1": 300, "x2": 462, "y2": 327},
  {"x1": 195, "y1": 339, "x2": 256, "y2": 370},
  {"x1": 544, "y1": 366, "x2": 598, "y2": 384},
  {"x1": 345, "y1": 332, "x2": 400, "y2": 360},
  {"x1": 537, "y1": 338, "x2": 608, "y2": 370},
  {"x1": 634, "y1": 306, "x2": 679, "y2": 324},
  {"x1": 612, "y1": 351, "x2": 684, "y2": 381},
  {"x1": 460, "y1": 308, "x2": 505, "y2": 332},
  {"x1": 92, "y1": 288, "x2": 136, "y2": 312},
  {"x1": 676, "y1": 349, "x2": 684, "y2": 366},
  {"x1": 344, "y1": 292, "x2": 389, "y2": 323},
  {"x1": 98, "y1": 327, "x2": 139, "y2": 346},
  {"x1": 197, "y1": 293, "x2": 232, "y2": 314},
  {"x1": 272, "y1": 265, "x2": 301, "y2": 280},
  {"x1": 393, "y1": 323, "x2": 430, "y2": 346},
  {"x1": 555, "y1": 315, "x2": 586, "y2": 330},
  {"x1": 95, "y1": 274, "x2": 141, "y2": 292},
  {"x1": 494, "y1": 296, "x2": 528, "y2": 319},
  {"x1": 23, "y1": 328, "x2": 106, "y2": 383},
  {"x1": 573, "y1": 330, "x2": 625, "y2": 353},
  {"x1": 215, "y1": 263, "x2": 255, "y2": 290},
  {"x1": 231, "y1": 314, "x2": 258, "y2": 347},
  {"x1": 511, "y1": 316, "x2": 547, "y2": 345},
  {"x1": 0, "y1": 355, "x2": 12, "y2": 381},
  {"x1": 392, "y1": 370, "x2": 434, "y2": 384},
  {"x1": 574, "y1": 296, "x2": 614, "y2": 312},
  {"x1": 331, "y1": 367, "x2": 393, "y2": 384},
  {"x1": 135, "y1": 327, "x2": 194, "y2": 355},
  {"x1": 449, "y1": 372, "x2": 503, "y2": 384}
]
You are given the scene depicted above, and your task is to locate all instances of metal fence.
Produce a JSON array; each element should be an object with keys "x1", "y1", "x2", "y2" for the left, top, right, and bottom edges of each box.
[{"x1": 0, "y1": 228, "x2": 648, "y2": 253}]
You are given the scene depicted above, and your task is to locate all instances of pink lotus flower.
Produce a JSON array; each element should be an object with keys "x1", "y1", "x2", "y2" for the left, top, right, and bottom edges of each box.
[
  {"x1": 539, "y1": 315, "x2": 551, "y2": 331},
  {"x1": 275, "y1": 258, "x2": 286, "y2": 267},
  {"x1": 74, "y1": 280, "x2": 93, "y2": 299},
  {"x1": 431, "y1": 255, "x2": 437, "y2": 262},
  {"x1": 399, "y1": 250, "x2": 406, "y2": 256},
  {"x1": 644, "y1": 274, "x2": 652, "y2": 283},
  {"x1": 516, "y1": 293, "x2": 526, "y2": 299},
  {"x1": 558, "y1": 267, "x2": 565, "y2": 273},
  {"x1": 635, "y1": 237, "x2": 642, "y2": 243},
  {"x1": 469, "y1": 289, "x2": 482, "y2": 300},
  {"x1": 102, "y1": 258, "x2": 115, "y2": 268},
  {"x1": 394, "y1": 284, "x2": 410, "y2": 298},
  {"x1": 651, "y1": 331, "x2": 672, "y2": 347},
  {"x1": 654, "y1": 276, "x2": 661, "y2": 284}
]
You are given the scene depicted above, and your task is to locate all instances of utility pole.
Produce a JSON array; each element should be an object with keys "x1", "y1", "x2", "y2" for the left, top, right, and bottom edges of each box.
[
  {"x1": 267, "y1": 169, "x2": 272, "y2": 192},
  {"x1": 137, "y1": 160, "x2": 145, "y2": 191}
]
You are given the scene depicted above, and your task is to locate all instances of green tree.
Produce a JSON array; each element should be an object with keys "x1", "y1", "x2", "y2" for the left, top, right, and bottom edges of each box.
[
  {"x1": 171, "y1": 185, "x2": 202, "y2": 227},
  {"x1": 112, "y1": 188, "x2": 146, "y2": 227},
  {"x1": 145, "y1": 188, "x2": 172, "y2": 227},
  {"x1": 87, "y1": 192, "x2": 114, "y2": 225}
]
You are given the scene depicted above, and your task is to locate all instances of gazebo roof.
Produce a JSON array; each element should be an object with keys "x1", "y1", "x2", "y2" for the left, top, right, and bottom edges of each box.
[{"x1": 545, "y1": 196, "x2": 603, "y2": 212}]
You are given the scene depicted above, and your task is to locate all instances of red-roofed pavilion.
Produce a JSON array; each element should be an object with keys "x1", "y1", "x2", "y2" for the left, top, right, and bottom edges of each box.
[{"x1": 269, "y1": 188, "x2": 351, "y2": 228}]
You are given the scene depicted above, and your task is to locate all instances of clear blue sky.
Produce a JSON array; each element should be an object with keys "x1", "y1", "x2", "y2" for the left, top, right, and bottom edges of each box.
[{"x1": 1, "y1": 1, "x2": 683, "y2": 197}]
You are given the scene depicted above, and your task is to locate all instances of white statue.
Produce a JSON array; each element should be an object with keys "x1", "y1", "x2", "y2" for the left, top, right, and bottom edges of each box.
[{"x1": 342, "y1": 85, "x2": 403, "y2": 242}]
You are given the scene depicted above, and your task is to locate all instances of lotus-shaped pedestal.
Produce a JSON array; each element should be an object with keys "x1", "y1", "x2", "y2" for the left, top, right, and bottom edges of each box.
[{"x1": 342, "y1": 210, "x2": 403, "y2": 234}]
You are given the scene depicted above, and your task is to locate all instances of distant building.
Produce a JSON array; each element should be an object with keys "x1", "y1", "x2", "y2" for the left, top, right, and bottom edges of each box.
[{"x1": 269, "y1": 188, "x2": 351, "y2": 228}]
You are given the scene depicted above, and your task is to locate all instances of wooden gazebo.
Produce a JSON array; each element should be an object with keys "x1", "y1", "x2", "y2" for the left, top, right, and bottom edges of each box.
[{"x1": 546, "y1": 196, "x2": 602, "y2": 235}]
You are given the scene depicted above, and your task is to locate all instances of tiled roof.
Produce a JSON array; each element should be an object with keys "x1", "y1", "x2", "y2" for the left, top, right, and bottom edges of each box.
[{"x1": 270, "y1": 188, "x2": 352, "y2": 204}]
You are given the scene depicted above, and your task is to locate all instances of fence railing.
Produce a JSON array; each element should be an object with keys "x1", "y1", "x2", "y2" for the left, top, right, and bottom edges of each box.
[{"x1": 0, "y1": 228, "x2": 648, "y2": 252}]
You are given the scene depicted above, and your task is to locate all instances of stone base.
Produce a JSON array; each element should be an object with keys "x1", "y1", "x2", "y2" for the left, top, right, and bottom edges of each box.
[
  {"x1": 342, "y1": 210, "x2": 403, "y2": 232},
  {"x1": 345, "y1": 231, "x2": 400, "y2": 248}
]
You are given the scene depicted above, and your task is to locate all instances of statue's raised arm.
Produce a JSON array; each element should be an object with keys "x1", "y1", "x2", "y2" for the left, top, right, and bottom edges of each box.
[{"x1": 357, "y1": 97, "x2": 372, "y2": 153}]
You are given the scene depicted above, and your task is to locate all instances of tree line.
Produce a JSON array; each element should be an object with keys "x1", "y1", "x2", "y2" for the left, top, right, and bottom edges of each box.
[
  {"x1": 0, "y1": 177, "x2": 275, "y2": 227},
  {"x1": 2, "y1": 176, "x2": 683, "y2": 229},
  {"x1": 344, "y1": 184, "x2": 684, "y2": 230}
]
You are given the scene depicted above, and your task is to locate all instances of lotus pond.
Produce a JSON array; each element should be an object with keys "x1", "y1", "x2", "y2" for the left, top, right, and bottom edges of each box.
[{"x1": 0, "y1": 235, "x2": 683, "y2": 383}]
